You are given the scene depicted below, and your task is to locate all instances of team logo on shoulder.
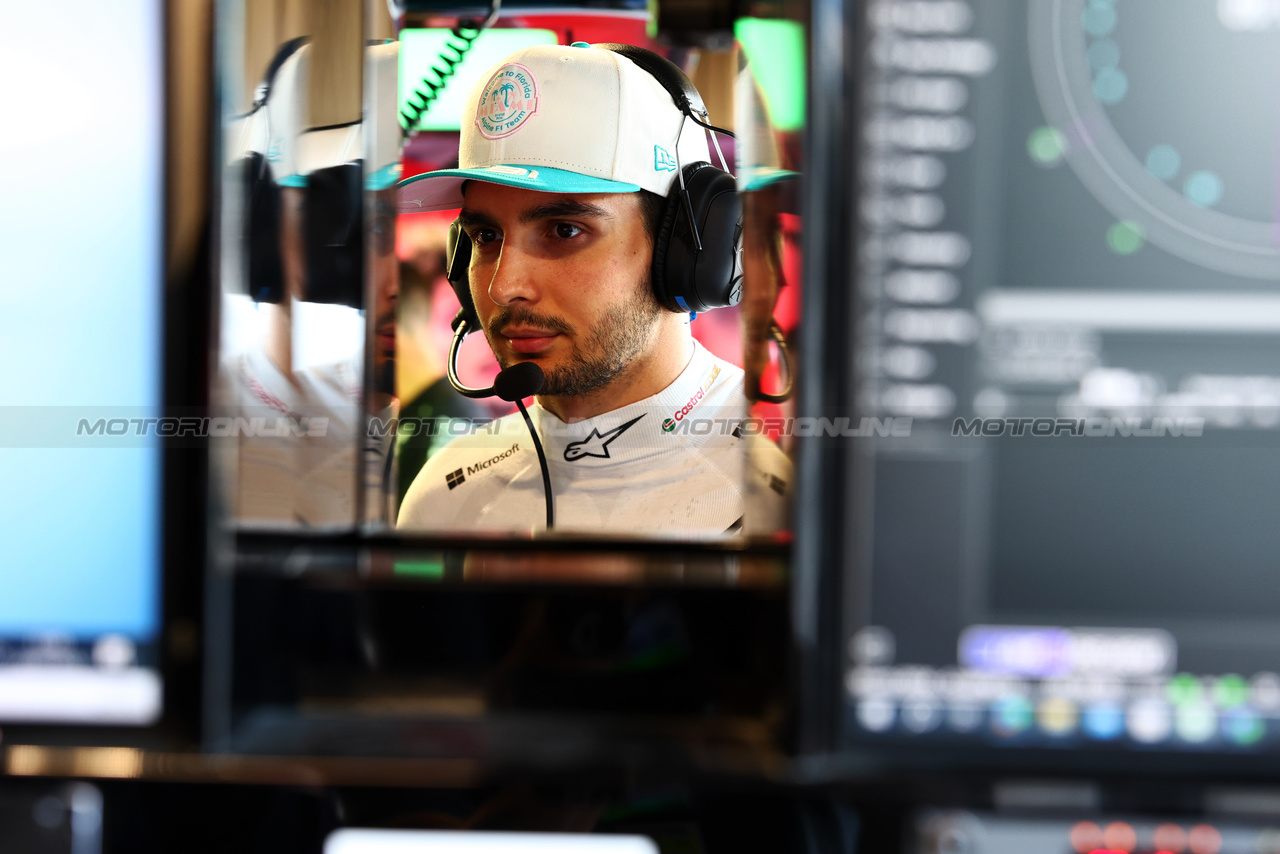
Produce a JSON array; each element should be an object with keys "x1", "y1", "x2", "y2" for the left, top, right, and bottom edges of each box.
[
  {"x1": 564, "y1": 414, "x2": 644, "y2": 461},
  {"x1": 475, "y1": 64, "x2": 540, "y2": 139}
]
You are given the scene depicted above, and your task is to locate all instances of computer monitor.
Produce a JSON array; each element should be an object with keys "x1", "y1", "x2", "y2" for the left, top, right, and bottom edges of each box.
[
  {"x1": 845, "y1": 0, "x2": 1280, "y2": 760},
  {"x1": 0, "y1": 0, "x2": 166, "y2": 726}
]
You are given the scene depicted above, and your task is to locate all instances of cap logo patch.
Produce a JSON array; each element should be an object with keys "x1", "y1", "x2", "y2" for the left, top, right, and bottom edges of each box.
[
  {"x1": 654, "y1": 145, "x2": 677, "y2": 172},
  {"x1": 476, "y1": 64, "x2": 540, "y2": 140}
]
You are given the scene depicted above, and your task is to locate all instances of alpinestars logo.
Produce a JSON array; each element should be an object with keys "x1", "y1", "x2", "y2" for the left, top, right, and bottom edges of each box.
[
  {"x1": 446, "y1": 468, "x2": 465, "y2": 489},
  {"x1": 564, "y1": 415, "x2": 644, "y2": 461}
]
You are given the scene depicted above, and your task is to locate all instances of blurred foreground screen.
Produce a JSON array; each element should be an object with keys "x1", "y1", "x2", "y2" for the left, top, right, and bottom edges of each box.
[
  {"x1": 0, "y1": 0, "x2": 163, "y2": 724},
  {"x1": 848, "y1": 0, "x2": 1280, "y2": 754},
  {"x1": 326, "y1": 830, "x2": 658, "y2": 854}
]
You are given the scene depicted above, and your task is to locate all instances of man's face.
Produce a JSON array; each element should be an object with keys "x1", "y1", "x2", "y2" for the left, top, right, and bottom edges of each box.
[{"x1": 457, "y1": 182, "x2": 662, "y2": 397}]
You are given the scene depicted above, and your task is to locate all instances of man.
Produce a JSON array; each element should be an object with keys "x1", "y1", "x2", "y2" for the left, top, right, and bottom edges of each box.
[
  {"x1": 396, "y1": 42, "x2": 790, "y2": 536},
  {"x1": 223, "y1": 40, "x2": 402, "y2": 529}
]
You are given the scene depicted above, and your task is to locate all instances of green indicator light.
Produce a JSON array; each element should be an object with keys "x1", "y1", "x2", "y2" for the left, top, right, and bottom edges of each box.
[
  {"x1": 735, "y1": 17, "x2": 807, "y2": 132},
  {"x1": 1167, "y1": 672, "x2": 1202, "y2": 706},
  {"x1": 1028, "y1": 126, "x2": 1067, "y2": 165},
  {"x1": 1106, "y1": 220, "x2": 1145, "y2": 255},
  {"x1": 393, "y1": 559, "x2": 444, "y2": 579},
  {"x1": 993, "y1": 695, "x2": 1033, "y2": 735},
  {"x1": 1176, "y1": 702, "x2": 1217, "y2": 743},
  {"x1": 1215, "y1": 674, "x2": 1250, "y2": 709}
]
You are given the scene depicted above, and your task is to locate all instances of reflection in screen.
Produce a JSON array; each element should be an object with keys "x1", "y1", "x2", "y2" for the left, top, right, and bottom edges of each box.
[
  {"x1": 392, "y1": 38, "x2": 797, "y2": 543},
  {"x1": 0, "y1": 0, "x2": 163, "y2": 724}
]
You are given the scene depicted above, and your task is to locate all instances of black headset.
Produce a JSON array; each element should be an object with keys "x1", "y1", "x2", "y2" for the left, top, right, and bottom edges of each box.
[{"x1": 443, "y1": 42, "x2": 742, "y2": 335}]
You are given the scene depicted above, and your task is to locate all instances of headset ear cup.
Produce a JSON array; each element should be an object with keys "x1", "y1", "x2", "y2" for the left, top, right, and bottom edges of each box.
[
  {"x1": 650, "y1": 186, "x2": 685, "y2": 312},
  {"x1": 446, "y1": 220, "x2": 481, "y2": 332},
  {"x1": 653, "y1": 163, "x2": 742, "y2": 314}
]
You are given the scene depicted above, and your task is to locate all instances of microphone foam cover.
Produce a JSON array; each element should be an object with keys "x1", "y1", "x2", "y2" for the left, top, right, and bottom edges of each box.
[{"x1": 493, "y1": 361, "x2": 545, "y2": 401}]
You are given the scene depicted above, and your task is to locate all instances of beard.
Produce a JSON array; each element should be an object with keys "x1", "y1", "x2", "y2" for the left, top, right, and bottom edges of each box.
[{"x1": 484, "y1": 277, "x2": 664, "y2": 397}]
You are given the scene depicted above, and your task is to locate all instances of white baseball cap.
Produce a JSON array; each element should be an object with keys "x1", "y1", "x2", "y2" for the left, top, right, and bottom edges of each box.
[
  {"x1": 397, "y1": 42, "x2": 712, "y2": 212},
  {"x1": 365, "y1": 40, "x2": 403, "y2": 190},
  {"x1": 291, "y1": 42, "x2": 405, "y2": 189},
  {"x1": 226, "y1": 40, "x2": 309, "y2": 186}
]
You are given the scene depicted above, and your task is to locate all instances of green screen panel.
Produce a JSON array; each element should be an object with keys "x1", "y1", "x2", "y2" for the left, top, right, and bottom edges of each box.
[{"x1": 735, "y1": 18, "x2": 806, "y2": 132}]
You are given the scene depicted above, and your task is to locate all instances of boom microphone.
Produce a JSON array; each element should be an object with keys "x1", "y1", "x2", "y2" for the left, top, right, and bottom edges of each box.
[
  {"x1": 493, "y1": 360, "x2": 545, "y2": 402},
  {"x1": 446, "y1": 311, "x2": 547, "y2": 401},
  {"x1": 445, "y1": 310, "x2": 556, "y2": 528}
]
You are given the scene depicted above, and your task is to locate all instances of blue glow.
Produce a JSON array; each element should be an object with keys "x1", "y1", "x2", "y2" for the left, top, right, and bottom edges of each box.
[
  {"x1": 1184, "y1": 170, "x2": 1225, "y2": 207},
  {"x1": 1223, "y1": 707, "x2": 1265, "y2": 745},
  {"x1": 1086, "y1": 38, "x2": 1120, "y2": 71},
  {"x1": 1093, "y1": 67, "x2": 1129, "y2": 105},
  {"x1": 1146, "y1": 144, "x2": 1182, "y2": 181},
  {"x1": 991, "y1": 695, "x2": 1034, "y2": 735},
  {"x1": 1082, "y1": 4, "x2": 1118, "y2": 37},
  {"x1": 0, "y1": 0, "x2": 163, "y2": 642},
  {"x1": 1082, "y1": 702, "x2": 1125, "y2": 740}
]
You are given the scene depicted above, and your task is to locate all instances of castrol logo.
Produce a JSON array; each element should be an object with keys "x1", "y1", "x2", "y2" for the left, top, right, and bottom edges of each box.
[{"x1": 661, "y1": 365, "x2": 721, "y2": 432}]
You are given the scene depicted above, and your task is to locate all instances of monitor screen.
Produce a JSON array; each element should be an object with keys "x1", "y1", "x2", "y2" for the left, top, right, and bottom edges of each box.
[
  {"x1": 326, "y1": 830, "x2": 658, "y2": 854},
  {"x1": 0, "y1": 0, "x2": 164, "y2": 725},
  {"x1": 847, "y1": 0, "x2": 1280, "y2": 753}
]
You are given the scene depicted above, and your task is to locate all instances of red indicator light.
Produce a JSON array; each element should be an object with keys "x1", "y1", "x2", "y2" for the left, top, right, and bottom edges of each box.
[
  {"x1": 1154, "y1": 823, "x2": 1187, "y2": 853},
  {"x1": 1073, "y1": 822, "x2": 1105, "y2": 853},
  {"x1": 1189, "y1": 825, "x2": 1222, "y2": 854},
  {"x1": 1105, "y1": 822, "x2": 1138, "y2": 852}
]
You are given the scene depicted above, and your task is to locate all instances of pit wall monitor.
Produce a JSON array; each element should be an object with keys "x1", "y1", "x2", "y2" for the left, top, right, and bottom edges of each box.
[{"x1": 846, "y1": 0, "x2": 1280, "y2": 757}]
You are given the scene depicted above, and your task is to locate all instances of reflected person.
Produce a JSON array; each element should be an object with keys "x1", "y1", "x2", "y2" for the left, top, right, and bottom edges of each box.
[{"x1": 396, "y1": 43, "x2": 791, "y2": 536}]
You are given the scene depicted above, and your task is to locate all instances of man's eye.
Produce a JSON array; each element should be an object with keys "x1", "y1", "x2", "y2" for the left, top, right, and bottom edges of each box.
[
  {"x1": 471, "y1": 228, "x2": 499, "y2": 246},
  {"x1": 553, "y1": 223, "x2": 583, "y2": 240}
]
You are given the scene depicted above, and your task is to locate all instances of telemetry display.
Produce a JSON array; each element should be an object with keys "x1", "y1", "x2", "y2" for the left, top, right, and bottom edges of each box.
[{"x1": 849, "y1": 0, "x2": 1280, "y2": 754}]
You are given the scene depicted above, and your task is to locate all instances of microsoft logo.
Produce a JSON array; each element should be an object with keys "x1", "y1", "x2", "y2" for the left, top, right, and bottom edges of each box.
[{"x1": 445, "y1": 468, "x2": 465, "y2": 490}]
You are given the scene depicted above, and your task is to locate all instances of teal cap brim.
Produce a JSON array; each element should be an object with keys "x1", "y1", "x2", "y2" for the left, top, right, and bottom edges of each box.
[
  {"x1": 366, "y1": 162, "x2": 403, "y2": 191},
  {"x1": 742, "y1": 168, "x2": 800, "y2": 193},
  {"x1": 398, "y1": 165, "x2": 641, "y2": 214}
]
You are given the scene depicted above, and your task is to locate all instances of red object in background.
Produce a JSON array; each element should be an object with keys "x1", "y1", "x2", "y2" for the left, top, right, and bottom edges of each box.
[
  {"x1": 749, "y1": 211, "x2": 803, "y2": 447},
  {"x1": 501, "y1": 11, "x2": 652, "y2": 48}
]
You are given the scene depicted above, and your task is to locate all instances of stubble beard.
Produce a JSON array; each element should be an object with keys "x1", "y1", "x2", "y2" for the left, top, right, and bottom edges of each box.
[{"x1": 485, "y1": 276, "x2": 664, "y2": 397}]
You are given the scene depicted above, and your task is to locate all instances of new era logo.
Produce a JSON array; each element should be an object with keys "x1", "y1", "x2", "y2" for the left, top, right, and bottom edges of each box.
[
  {"x1": 654, "y1": 145, "x2": 677, "y2": 172},
  {"x1": 446, "y1": 468, "x2": 465, "y2": 490}
]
